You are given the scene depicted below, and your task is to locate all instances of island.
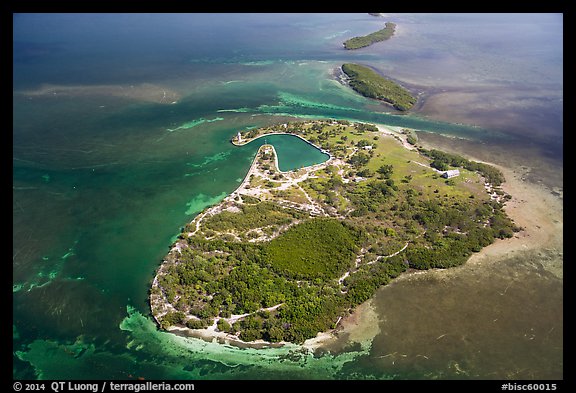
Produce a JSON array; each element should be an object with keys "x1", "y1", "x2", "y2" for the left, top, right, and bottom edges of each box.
[
  {"x1": 341, "y1": 63, "x2": 416, "y2": 111},
  {"x1": 149, "y1": 119, "x2": 520, "y2": 346},
  {"x1": 343, "y1": 22, "x2": 396, "y2": 50}
]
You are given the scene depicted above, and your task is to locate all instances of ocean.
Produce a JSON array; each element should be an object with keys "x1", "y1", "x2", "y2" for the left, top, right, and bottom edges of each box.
[{"x1": 13, "y1": 13, "x2": 562, "y2": 380}]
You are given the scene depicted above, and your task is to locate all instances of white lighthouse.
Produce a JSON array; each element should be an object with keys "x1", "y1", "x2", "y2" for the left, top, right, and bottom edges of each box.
[{"x1": 237, "y1": 131, "x2": 242, "y2": 143}]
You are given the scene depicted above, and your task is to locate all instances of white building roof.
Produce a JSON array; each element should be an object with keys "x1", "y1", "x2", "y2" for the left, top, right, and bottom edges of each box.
[{"x1": 443, "y1": 169, "x2": 460, "y2": 178}]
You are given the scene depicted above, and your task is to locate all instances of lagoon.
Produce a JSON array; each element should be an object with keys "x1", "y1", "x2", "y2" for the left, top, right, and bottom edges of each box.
[{"x1": 243, "y1": 133, "x2": 330, "y2": 172}]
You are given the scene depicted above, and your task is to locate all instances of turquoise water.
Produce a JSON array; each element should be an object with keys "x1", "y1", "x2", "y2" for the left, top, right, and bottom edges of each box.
[
  {"x1": 247, "y1": 133, "x2": 330, "y2": 172},
  {"x1": 13, "y1": 13, "x2": 562, "y2": 380}
]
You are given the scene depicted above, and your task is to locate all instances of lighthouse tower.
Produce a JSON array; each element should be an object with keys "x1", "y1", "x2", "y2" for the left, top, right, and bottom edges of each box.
[{"x1": 237, "y1": 131, "x2": 242, "y2": 143}]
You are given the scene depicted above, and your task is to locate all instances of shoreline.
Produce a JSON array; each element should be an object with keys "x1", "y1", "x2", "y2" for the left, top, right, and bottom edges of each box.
[
  {"x1": 415, "y1": 135, "x2": 563, "y2": 261},
  {"x1": 150, "y1": 134, "x2": 336, "y2": 349},
  {"x1": 231, "y1": 130, "x2": 333, "y2": 164},
  {"x1": 307, "y1": 129, "x2": 563, "y2": 352},
  {"x1": 464, "y1": 163, "x2": 563, "y2": 269},
  {"x1": 151, "y1": 121, "x2": 562, "y2": 352}
]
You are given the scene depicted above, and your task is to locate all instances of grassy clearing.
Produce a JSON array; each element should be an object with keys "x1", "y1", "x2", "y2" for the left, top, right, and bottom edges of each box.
[{"x1": 270, "y1": 186, "x2": 310, "y2": 205}]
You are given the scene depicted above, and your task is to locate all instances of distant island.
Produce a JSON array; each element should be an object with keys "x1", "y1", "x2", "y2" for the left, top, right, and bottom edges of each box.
[
  {"x1": 341, "y1": 63, "x2": 417, "y2": 111},
  {"x1": 150, "y1": 120, "x2": 519, "y2": 346},
  {"x1": 343, "y1": 22, "x2": 396, "y2": 50}
]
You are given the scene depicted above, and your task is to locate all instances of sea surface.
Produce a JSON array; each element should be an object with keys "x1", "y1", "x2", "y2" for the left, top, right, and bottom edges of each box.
[{"x1": 13, "y1": 13, "x2": 562, "y2": 380}]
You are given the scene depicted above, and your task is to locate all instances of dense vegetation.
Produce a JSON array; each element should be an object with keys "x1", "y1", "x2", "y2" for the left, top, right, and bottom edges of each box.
[
  {"x1": 263, "y1": 218, "x2": 360, "y2": 280},
  {"x1": 152, "y1": 119, "x2": 520, "y2": 344},
  {"x1": 343, "y1": 22, "x2": 396, "y2": 50},
  {"x1": 341, "y1": 63, "x2": 416, "y2": 111}
]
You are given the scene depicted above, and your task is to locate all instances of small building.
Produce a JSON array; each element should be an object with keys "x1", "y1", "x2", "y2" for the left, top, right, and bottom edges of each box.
[
  {"x1": 442, "y1": 169, "x2": 460, "y2": 179},
  {"x1": 363, "y1": 145, "x2": 373, "y2": 150}
]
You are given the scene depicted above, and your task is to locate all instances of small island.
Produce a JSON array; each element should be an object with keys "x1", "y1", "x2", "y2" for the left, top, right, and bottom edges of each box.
[
  {"x1": 343, "y1": 22, "x2": 396, "y2": 50},
  {"x1": 341, "y1": 63, "x2": 417, "y2": 111},
  {"x1": 150, "y1": 119, "x2": 519, "y2": 346}
]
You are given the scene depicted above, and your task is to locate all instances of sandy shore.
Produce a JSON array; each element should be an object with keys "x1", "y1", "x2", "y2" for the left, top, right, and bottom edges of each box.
[
  {"x1": 463, "y1": 163, "x2": 563, "y2": 282},
  {"x1": 305, "y1": 128, "x2": 563, "y2": 351},
  {"x1": 412, "y1": 133, "x2": 563, "y2": 268},
  {"x1": 302, "y1": 298, "x2": 382, "y2": 352}
]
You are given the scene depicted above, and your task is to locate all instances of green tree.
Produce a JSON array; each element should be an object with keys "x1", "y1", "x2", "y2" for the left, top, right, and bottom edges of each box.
[
  {"x1": 217, "y1": 318, "x2": 232, "y2": 333},
  {"x1": 377, "y1": 164, "x2": 394, "y2": 178}
]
